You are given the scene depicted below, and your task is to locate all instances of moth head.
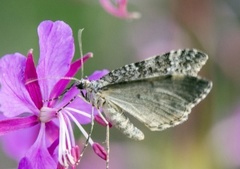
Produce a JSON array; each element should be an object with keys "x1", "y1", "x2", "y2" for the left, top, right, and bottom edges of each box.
[{"x1": 76, "y1": 78, "x2": 91, "y2": 90}]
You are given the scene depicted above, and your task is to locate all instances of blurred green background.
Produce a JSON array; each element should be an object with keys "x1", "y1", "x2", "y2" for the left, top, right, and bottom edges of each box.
[{"x1": 1, "y1": 0, "x2": 240, "y2": 169}]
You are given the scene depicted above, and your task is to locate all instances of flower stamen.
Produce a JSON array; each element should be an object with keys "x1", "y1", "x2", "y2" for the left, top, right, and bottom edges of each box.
[
  {"x1": 64, "y1": 107, "x2": 91, "y2": 118},
  {"x1": 58, "y1": 108, "x2": 95, "y2": 167},
  {"x1": 57, "y1": 105, "x2": 109, "y2": 167}
]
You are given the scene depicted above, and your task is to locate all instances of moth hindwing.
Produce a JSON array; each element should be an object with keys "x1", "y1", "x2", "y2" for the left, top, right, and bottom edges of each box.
[{"x1": 77, "y1": 49, "x2": 212, "y2": 140}]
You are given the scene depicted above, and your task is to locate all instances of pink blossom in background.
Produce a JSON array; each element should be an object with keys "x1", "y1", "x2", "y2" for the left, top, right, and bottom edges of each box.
[
  {"x1": 127, "y1": 16, "x2": 190, "y2": 60},
  {"x1": 99, "y1": 0, "x2": 140, "y2": 19},
  {"x1": 78, "y1": 142, "x2": 152, "y2": 169},
  {"x1": 210, "y1": 104, "x2": 240, "y2": 168}
]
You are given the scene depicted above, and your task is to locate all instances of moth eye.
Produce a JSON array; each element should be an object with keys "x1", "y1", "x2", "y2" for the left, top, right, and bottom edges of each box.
[{"x1": 76, "y1": 82, "x2": 85, "y2": 90}]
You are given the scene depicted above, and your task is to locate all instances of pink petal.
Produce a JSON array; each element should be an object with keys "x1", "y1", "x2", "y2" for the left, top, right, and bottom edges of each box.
[
  {"x1": 1, "y1": 123, "x2": 40, "y2": 161},
  {"x1": 18, "y1": 124, "x2": 57, "y2": 169},
  {"x1": 0, "y1": 53, "x2": 38, "y2": 117},
  {"x1": 48, "y1": 138, "x2": 59, "y2": 156},
  {"x1": 88, "y1": 69, "x2": 109, "y2": 81},
  {"x1": 24, "y1": 50, "x2": 43, "y2": 109},
  {"x1": 0, "y1": 115, "x2": 38, "y2": 136},
  {"x1": 45, "y1": 121, "x2": 59, "y2": 144},
  {"x1": 36, "y1": 20, "x2": 75, "y2": 100}
]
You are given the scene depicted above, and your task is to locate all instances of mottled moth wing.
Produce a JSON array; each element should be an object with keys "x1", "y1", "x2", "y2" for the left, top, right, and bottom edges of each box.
[
  {"x1": 95, "y1": 49, "x2": 208, "y2": 88},
  {"x1": 101, "y1": 75, "x2": 212, "y2": 131},
  {"x1": 85, "y1": 48, "x2": 212, "y2": 140}
]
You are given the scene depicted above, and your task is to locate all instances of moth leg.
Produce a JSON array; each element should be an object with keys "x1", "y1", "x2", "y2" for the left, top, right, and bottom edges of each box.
[
  {"x1": 95, "y1": 111, "x2": 110, "y2": 169},
  {"x1": 103, "y1": 103, "x2": 145, "y2": 141},
  {"x1": 106, "y1": 118, "x2": 110, "y2": 169},
  {"x1": 79, "y1": 106, "x2": 95, "y2": 162}
]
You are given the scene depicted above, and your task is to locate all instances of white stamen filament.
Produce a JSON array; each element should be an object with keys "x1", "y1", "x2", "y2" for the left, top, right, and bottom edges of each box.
[
  {"x1": 62, "y1": 114, "x2": 71, "y2": 150},
  {"x1": 64, "y1": 110, "x2": 94, "y2": 145},
  {"x1": 57, "y1": 107, "x2": 96, "y2": 167},
  {"x1": 58, "y1": 112, "x2": 75, "y2": 166},
  {"x1": 58, "y1": 112, "x2": 67, "y2": 166},
  {"x1": 64, "y1": 113, "x2": 76, "y2": 146},
  {"x1": 64, "y1": 107, "x2": 91, "y2": 118}
]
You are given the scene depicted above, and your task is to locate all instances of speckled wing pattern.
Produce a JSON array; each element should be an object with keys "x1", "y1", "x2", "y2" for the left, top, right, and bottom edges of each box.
[
  {"x1": 91, "y1": 49, "x2": 212, "y2": 140},
  {"x1": 95, "y1": 49, "x2": 209, "y2": 89}
]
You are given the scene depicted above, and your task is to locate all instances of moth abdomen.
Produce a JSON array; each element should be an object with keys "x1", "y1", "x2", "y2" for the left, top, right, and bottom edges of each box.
[{"x1": 103, "y1": 104, "x2": 145, "y2": 141}]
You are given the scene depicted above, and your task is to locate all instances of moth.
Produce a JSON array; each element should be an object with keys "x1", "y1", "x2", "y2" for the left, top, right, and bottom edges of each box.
[{"x1": 76, "y1": 49, "x2": 212, "y2": 140}]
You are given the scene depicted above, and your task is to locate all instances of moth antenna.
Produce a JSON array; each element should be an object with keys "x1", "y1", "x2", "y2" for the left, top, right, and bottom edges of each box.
[
  {"x1": 25, "y1": 76, "x2": 80, "y2": 85},
  {"x1": 78, "y1": 28, "x2": 84, "y2": 79}
]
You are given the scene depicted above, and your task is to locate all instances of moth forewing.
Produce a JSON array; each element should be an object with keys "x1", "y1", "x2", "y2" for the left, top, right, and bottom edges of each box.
[{"x1": 95, "y1": 48, "x2": 209, "y2": 89}]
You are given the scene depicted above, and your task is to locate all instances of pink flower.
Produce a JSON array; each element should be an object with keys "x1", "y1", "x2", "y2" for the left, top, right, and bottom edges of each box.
[
  {"x1": 210, "y1": 104, "x2": 240, "y2": 168},
  {"x1": 99, "y1": 0, "x2": 140, "y2": 19},
  {"x1": 0, "y1": 20, "x2": 108, "y2": 168}
]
